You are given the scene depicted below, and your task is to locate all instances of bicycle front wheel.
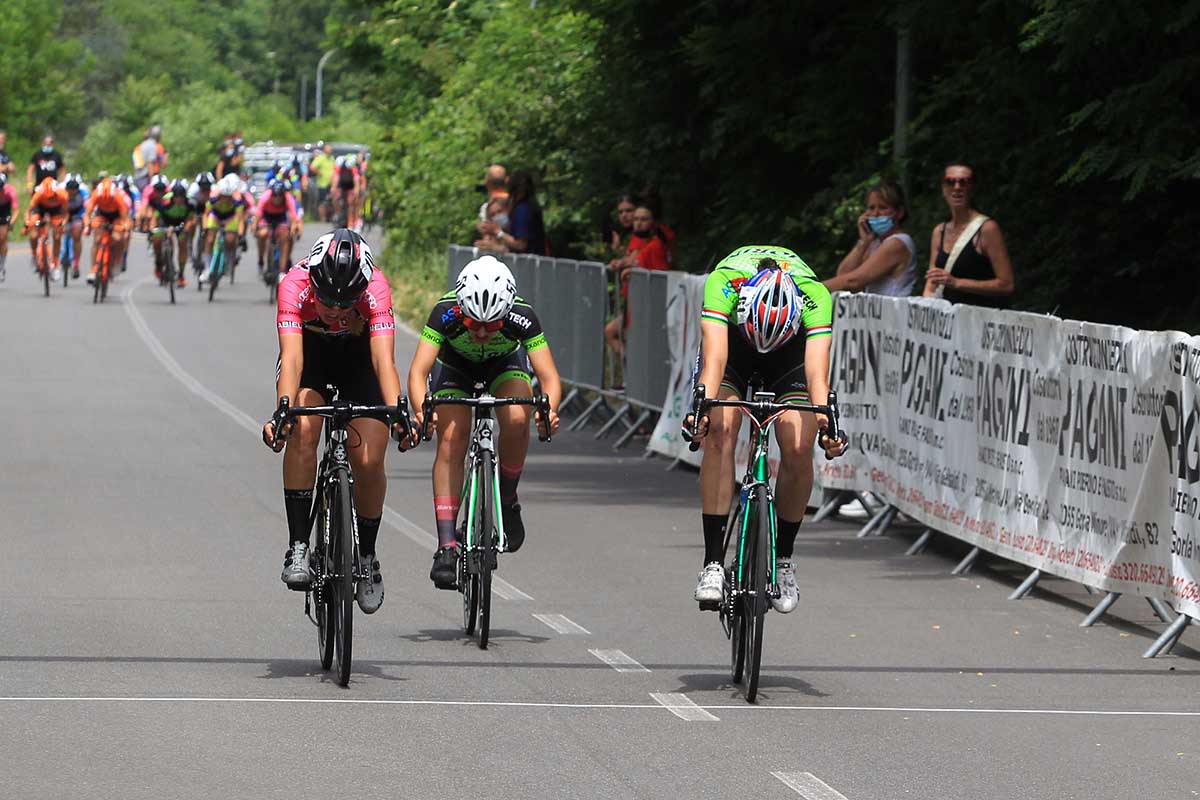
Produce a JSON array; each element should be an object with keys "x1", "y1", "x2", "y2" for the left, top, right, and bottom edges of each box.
[
  {"x1": 333, "y1": 467, "x2": 355, "y2": 686},
  {"x1": 744, "y1": 484, "x2": 771, "y2": 703},
  {"x1": 41, "y1": 241, "x2": 50, "y2": 297},
  {"x1": 208, "y1": 249, "x2": 221, "y2": 302},
  {"x1": 166, "y1": 238, "x2": 176, "y2": 305},
  {"x1": 478, "y1": 456, "x2": 496, "y2": 650},
  {"x1": 727, "y1": 502, "x2": 747, "y2": 684}
]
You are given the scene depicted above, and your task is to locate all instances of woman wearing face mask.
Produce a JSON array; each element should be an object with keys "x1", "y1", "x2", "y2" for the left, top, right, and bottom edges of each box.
[{"x1": 823, "y1": 180, "x2": 917, "y2": 296}]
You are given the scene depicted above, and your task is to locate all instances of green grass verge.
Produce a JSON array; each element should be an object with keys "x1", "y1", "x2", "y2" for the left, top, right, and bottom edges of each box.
[{"x1": 377, "y1": 243, "x2": 447, "y2": 331}]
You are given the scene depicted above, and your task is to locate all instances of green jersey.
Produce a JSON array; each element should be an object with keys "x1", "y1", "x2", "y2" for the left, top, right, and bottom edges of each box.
[
  {"x1": 701, "y1": 245, "x2": 833, "y2": 339},
  {"x1": 421, "y1": 292, "x2": 548, "y2": 363}
]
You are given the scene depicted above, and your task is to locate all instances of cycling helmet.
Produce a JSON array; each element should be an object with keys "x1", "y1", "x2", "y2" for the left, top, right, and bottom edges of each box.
[
  {"x1": 94, "y1": 178, "x2": 115, "y2": 200},
  {"x1": 455, "y1": 255, "x2": 516, "y2": 323},
  {"x1": 64, "y1": 173, "x2": 82, "y2": 191},
  {"x1": 736, "y1": 266, "x2": 803, "y2": 353},
  {"x1": 268, "y1": 178, "x2": 287, "y2": 196},
  {"x1": 195, "y1": 171, "x2": 215, "y2": 188},
  {"x1": 39, "y1": 177, "x2": 59, "y2": 192},
  {"x1": 345, "y1": 154, "x2": 357, "y2": 168},
  {"x1": 307, "y1": 229, "x2": 375, "y2": 307},
  {"x1": 290, "y1": 154, "x2": 302, "y2": 167},
  {"x1": 217, "y1": 174, "x2": 241, "y2": 195},
  {"x1": 169, "y1": 179, "x2": 188, "y2": 195},
  {"x1": 150, "y1": 174, "x2": 169, "y2": 192},
  {"x1": 0, "y1": 173, "x2": 6, "y2": 188}
]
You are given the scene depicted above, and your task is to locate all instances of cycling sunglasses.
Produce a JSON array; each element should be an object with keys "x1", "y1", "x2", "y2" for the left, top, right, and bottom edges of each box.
[{"x1": 462, "y1": 316, "x2": 505, "y2": 332}]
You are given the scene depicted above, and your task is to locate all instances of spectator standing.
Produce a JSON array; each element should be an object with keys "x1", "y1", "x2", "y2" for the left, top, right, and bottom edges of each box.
[
  {"x1": 923, "y1": 161, "x2": 1014, "y2": 307},
  {"x1": 132, "y1": 126, "x2": 166, "y2": 191},
  {"x1": 310, "y1": 143, "x2": 335, "y2": 220},
  {"x1": 27, "y1": 136, "x2": 64, "y2": 192},
  {"x1": 474, "y1": 195, "x2": 512, "y2": 252},
  {"x1": 473, "y1": 163, "x2": 509, "y2": 241},
  {"x1": 603, "y1": 194, "x2": 636, "y2": 254},
  {"x1": 497, "y1": 170, "x2": 546, "y2": 256},
  {"x1": 824, "y1": 180, "x2": 917, "y2": 296},
  {"x1": 0, "y1": 129, "x2": 14, "y2": 178},
  {"x1": 604, "y1": 203, "x2": 672, "y2": 357}
]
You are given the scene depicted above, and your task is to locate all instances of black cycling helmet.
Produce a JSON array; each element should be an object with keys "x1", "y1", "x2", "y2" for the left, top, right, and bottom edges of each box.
[
  {"x1": 307, "y1": 229, "x2": 375, "y2": 307},
  {"x1": 169, "y1": 179, "x2": 188, "y2": 196},
  {"x1": 268, "y1": 178, "x2": 287, "y2": 196}
]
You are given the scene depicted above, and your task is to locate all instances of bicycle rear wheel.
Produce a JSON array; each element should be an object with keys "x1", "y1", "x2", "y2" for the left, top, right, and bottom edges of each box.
[
  {"x1": 61, "y1": 238, "x2": 70, "y2": 288},
  {"x1": 315, "y1": 487, "x2": 335, "y2": 671},
  {"x1": 40, "y1": 239, "x2": 50, "y2": 297},
  {"x1": 333, "y1": 467, "x2": 356, "y2": 686},
  {"x1": 478, "y1": 456, "x2": 496, "y2": 650},
  {"x1": 208, "y1": 248, "x2": 221, "y2": 302},
  {"x1": 165, "y1": 237, "x2": 176, "y2": 305},
  {"x1": 744, "y1": 484, "x2": 770, "y2": 703}
]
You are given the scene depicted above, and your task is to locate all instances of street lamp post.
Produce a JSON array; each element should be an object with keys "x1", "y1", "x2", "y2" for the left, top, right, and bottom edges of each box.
[{"x1": 315, "y1": 49, "x2": 336, "y2": 119}]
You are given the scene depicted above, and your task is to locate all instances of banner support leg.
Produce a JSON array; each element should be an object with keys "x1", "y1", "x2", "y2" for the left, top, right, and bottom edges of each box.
[
  {"x1": 665, "y1": 457, "x2": 682, "y2": 471},
  {"x1": 560, "y1": 387, "x2": 580, "y2": 413},
  {"x1": 1080, "y1": 591, "x2": 1121, "y2": 627},
  {"x1": 872, "y1": 506, "x2": 898, "y2": 537},
  {"x1": 1083, "y1": 584, "x2": 1098, "y2": 595},
  {"x1": 811, "y1": 490, "x2": 847, "y2": 523},
  {"x1": 594, "y1": 403, "x2": 631, "y2": 439},
  {"x1": 1147, "y1": 598, "x2": 1173, "y2": 624},
  {"x1": 1007, "y1": 569, "x2": 1042, "y2": 600},
  {"x1": 856, "y1": 505, "x2": 891, "y2": 538},
  {"x1": 905, "y1": 529, "x2": 933, "y2": 556},
  {"x1": 1142, "y1": 614, "x2": 1191, "y2": 658},
  {"x1": 950, "y1": 546, "x2": 980, "y2": 575},
  {"x1": 613, "y1": 409, "x2": 652, "y2": 450},
  {"x1": 568, "y1": 396, "x2": 605, "y2": 432}
]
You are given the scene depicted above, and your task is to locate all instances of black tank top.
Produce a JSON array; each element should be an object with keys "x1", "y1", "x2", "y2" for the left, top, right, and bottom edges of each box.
[{"x1": 935, "y1": 222, "x2": 1008, "y2": 309}]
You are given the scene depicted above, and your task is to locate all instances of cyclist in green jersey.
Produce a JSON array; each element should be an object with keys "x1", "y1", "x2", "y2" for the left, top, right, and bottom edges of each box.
[
  {"x1": 408, "y1": 255, "x2": 563, "y2": 587},
  {"x1": 687, "y1": 245, "x2": 846, "y2": 613},
  {"x1": 151, "y1": 180, "x2": 193, "y2": 287}
]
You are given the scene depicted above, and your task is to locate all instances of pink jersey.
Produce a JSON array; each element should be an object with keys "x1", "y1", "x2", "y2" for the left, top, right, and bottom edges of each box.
[
  {"x1": 256, "y1": 191, "x2": 298, "y2": 220},
  {"x1": 0, "y1": 184, "x2": 18, "y2": 217},
  {"x1": 276, "y1": 260, "x2": 395, "y2": 338},
  {"x1": 139, "y1": 187, "x2": 167, "y2": 215}
]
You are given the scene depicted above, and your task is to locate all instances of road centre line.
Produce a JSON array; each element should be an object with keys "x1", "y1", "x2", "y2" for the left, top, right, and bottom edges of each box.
[
  {"x1": 123, "y1": 279, "x2": 533, "y2": 603},
  {"x1": 589, "y1": 649, "x2": 651, "y2": 673},
  {"x1": 0, "y1": 696, "x2": 1197, "y2": 717},
  {"x1": 649, "y1": 693, "x2": 720, "y2": 721},
  {"x1": 533, "y1": 614, "x2": 591, "y2": 635},
  {"x1": 772, "y1": 772, "x2": 851, "y2": 800}
]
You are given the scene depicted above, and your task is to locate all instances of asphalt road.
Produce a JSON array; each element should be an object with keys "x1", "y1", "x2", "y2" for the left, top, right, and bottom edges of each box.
[{"x1": 1, "y1": 233, "x2": 1196, "y2": 799}]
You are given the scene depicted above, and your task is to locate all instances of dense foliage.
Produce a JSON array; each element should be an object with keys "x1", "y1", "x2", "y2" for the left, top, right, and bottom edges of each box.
[
  {"x1": 331, "y1": 0, "x2": 1199, "y2": 332},
  {"x1": 3, "y1": 1, "x2": 1196, "y2": 330}
]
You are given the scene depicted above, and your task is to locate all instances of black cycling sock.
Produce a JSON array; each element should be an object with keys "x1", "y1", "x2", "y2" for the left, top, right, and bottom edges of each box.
[
  {"x1": 357, "y1": 514, "x2": 381, "y2": 556},
  {"x1": 776, "y1": 517, "x2": 802, "y2": 559},
  {"x1": 284, "y1": 489, "x2": 314, "y2": 548},
  {"x1": 702, "y1": 513, "x2": 727, "y2": 567}
]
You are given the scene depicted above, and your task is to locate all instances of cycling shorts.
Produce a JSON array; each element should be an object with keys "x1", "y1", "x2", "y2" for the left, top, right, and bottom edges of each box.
[
  {"x1": 279, "y1": 330, "x2": 384, "y2": 406},
  {"x1": 430, "y1": 347, "x2": 532, "y2": 398},
  {"x1": 32, "y1": 207, "x2": 67, "y2": 226},
  {"x1": 0, "y1": 214, "x2": 11, "y2": 227},
  {"x1": 719, "y1": 326, "x2": 809, "y2": 403},
  {"x1": 91, "y1": 211, "x2": 130, "y2": 233},
  {"x1": 204, "y1": 210, "x2": 240, "y2": 233},
  {"x1": 258, "y1": 212, "x2": 289, "y2": 230}
]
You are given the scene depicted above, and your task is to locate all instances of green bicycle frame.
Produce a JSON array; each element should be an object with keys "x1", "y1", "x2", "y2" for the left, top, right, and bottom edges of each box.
[{"x1": 734, "y1": 424, "x2": 778, "y2": 586}]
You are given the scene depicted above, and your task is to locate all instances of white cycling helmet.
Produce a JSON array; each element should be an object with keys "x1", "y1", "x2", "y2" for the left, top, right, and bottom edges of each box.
[
  {"x1": 736, "y1": 267, "x2": 804, "y2": 353},
  {"x1": 455, "y1": 255, "x2": 516, "y2": 323},
  {"x1": 217, "y1": 174, "x2": 241, "y2": 195}
]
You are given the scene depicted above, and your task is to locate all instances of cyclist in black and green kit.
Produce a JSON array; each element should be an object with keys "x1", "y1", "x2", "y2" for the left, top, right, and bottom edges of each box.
[
  {"x1": 687, "y1": 245, "x2": 846, "y2": 613},
  {"x1": 407, "y1": 255, "x2": 563, "y2": 587},
  {"x1": 150, "y1": 179, "x2": 194, "y2": 288}
]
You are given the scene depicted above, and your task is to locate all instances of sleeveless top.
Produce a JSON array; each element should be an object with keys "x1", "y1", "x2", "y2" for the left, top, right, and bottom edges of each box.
[
  {"x1": 864, "y1": 232, "x2": 917, "y2": 297},
  {"x1": 936, "y1": 221, "x2": 1009, "y2": 309}
]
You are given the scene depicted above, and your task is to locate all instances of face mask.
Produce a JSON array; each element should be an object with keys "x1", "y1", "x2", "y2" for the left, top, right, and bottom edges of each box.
[
  {"x1": 866, "y1": 215, "x2": 895, "y2": 236},
  {"x1": 42, "y1": 146, "x2": 53, "y2": 154}
]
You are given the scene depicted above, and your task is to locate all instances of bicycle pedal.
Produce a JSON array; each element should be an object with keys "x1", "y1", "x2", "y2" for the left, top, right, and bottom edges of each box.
[{"x1": 698, "y1": 599, "x2": 720, "y2": 612}]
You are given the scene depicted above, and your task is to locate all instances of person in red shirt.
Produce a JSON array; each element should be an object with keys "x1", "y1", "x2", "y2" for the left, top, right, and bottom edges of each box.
[
  {"x1": 604, "y1": 204, "x2": 672, "y2": 357},
  {"x1": 25, "y1": 177, "x2": 69, "y2": 275},
  {"x1": 0, "y1": 173, "x2": 20, "y2": 282}
]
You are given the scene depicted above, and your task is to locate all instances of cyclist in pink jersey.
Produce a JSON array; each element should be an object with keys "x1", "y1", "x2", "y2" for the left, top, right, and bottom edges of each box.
[
  {"x1": 261, "y1": 229, "x2": 405, "y2": 614},
  {"x1": 0, "y1": 173, "x2": 19, "y2": 282},
  {"x1": 255, "y1": 179, "x2": 302, "y2": 274}
]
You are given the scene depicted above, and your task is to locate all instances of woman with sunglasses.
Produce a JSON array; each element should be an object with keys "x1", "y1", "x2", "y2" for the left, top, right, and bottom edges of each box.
[
  {"x1": 261, "y1": 229, "x2": 406, "y2": 615},
  {"x1": 922, "y1": 161, "x2": 1015, "y2": 307},
  {"x1": 407, "y1": 255, "x2": 563, "y2": 588}
]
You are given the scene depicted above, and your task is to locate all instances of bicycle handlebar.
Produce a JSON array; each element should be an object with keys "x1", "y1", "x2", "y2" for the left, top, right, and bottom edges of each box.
[
  {"x1": 267, "y1": 395, "x2": 417, "y2": 451},
  {"x1": 421, "y1": 394, "x2": 553, "y2": 444},
  {"x1": 680, "y1": 383, "x2": 846, "y2": 458}
]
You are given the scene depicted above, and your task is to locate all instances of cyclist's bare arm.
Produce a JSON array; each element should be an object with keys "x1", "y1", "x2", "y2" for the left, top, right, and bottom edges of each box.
[
  {"x1": 802, "y1": 336, "x2": 846, "y2": 456},
  {"x1": 527, "y1": 346, "x2": 563, "y2": 432},
  {"x1": 690, "y1": 320, "x2": 730, "y2": 439},
  {"x1": 407, "y1": 338, "x2": 441, "y2": 427},
  {"x1": 369, "y1": 334, "x2": 403, "y2": 409},
  {"x1": 265, "y1": 332, "x2": 304, "y2": 449}
]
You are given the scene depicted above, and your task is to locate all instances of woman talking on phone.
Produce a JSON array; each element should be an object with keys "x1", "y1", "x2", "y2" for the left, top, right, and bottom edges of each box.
[{"x1": 823, "y1": 179, "x2": 917, "y2": 297}]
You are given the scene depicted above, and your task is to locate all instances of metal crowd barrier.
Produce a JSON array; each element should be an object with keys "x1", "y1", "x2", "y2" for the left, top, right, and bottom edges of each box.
[{"x1": 445, "y1": 246, "x2": 609, "y2": 416}]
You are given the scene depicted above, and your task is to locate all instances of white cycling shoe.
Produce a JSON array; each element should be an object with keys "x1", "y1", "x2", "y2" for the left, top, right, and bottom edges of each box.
[
  {"x1": 694, "y1": 563, "x2": 725, "y2": 608},
  {"x1": 355, "y1": 553, "x2": 384, "y2": 614},
  {"x1": 771, "y1": 559, "x2": 799, "y2": 613}
]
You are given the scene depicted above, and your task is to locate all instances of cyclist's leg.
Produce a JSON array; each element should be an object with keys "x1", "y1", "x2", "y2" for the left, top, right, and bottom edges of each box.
[
  {"x1": 0, "y1": 221, "x2": 9, "y2": 279},
  {"x1": 255, "y1": 221, "x2": 269, "y2": 267},
  {"x1": 50, "y1": 218, "x2": 65, "y2": 270},
  {"x1": 279, "y1": 222, "x2": 295, "y2": 266},
  {"x1": 70, "y1": 217, "x2": 84, "y2": 272},
  {"x1": 111, "y1": 223, "x2": 129, "y2": 270},
  {"x1": 492, "y1": 365, "x2": 534, "y2": 552}
]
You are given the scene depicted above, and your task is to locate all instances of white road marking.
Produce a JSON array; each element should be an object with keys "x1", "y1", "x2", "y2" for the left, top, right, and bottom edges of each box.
[
  {"x1": 650, "y1": 692, "x2": 720, "y2": 721},
  {"x1": 532, "y1": 613, "x2": 591, "y2": 635},
  {"x1": 589, "y1": 649, "x2": 650, "y2": 673},
  {"x1": 772, "y1": 772, "x2": 850, "y2": 800},
  {"x1": 124, "y1": 280, "x2": 533, "y2": 603},
  {"x1": 0, "y1": 696, "x2": 1197, "y2": 718}
]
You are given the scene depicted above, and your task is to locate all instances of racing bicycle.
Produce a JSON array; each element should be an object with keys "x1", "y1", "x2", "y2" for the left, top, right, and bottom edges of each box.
[
  {"x1": 268, "y1": 391, "x2": 415, "y2": 686},
  {"x1": 422, "y1": 387, "x2": 552, "y2": 649},
  {"x1": 91, "y1": 223, "x2": 116, "y2": 304},
  {"x1": 683, "y1": 382, "x2": 844, "y2": 703},
  {"x1": 151, "y1": 224, "x2": 186, "y2": 304},
  {"x1": 27, "y1": 220, "x2": 53, "y2": 297}
]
